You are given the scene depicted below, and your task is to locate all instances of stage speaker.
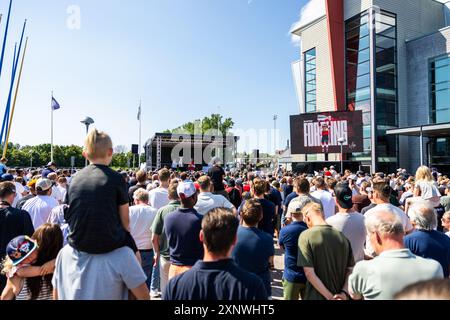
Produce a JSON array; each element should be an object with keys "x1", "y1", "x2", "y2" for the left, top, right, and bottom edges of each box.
[{"x1": 131, "y1": 144, "x2": 139, "y2": 155}]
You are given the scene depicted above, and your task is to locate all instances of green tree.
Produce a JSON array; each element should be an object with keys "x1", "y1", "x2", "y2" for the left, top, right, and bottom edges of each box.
[{"x1": 165, "y1": 113, "x2": 234, "y2": 135}]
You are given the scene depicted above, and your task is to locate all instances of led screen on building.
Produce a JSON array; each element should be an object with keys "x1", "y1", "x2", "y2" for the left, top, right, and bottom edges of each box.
[{"x1": 290, "y1": 111, "x2": 363, "y2": 154}]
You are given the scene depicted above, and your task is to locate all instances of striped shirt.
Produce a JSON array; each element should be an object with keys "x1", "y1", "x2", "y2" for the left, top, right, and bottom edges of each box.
[{"x1": 16, "y1": 279, "x2": 53, "y2": 300}]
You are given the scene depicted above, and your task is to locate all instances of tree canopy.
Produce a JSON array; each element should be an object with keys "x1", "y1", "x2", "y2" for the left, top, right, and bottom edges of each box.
[
  {"x1": 0, "y1": 143, "x2": 143, "y2": 169},
  {"x1": 164, "y1": 113, "x2": 234, "y2": 135}
]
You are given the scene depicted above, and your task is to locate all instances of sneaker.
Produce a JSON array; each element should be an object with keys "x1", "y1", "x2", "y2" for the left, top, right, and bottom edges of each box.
[{"x1": 150, "y1": 290, "x2": 160, "y2": 298}]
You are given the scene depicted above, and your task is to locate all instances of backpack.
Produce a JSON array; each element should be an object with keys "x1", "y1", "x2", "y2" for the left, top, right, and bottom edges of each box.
[{"x1": 228, "y1": 188, "x2": 242, "y2": 209}]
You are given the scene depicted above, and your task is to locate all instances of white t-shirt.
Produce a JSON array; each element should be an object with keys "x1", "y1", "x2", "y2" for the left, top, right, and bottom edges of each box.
[
  {"x1": 12, "y1": 182, "x2": 25, "y2": 207},
  {"x1": 364, "y1": 203, "x2": 413, "y2": 257},
  {"x1": 194, "y1": 192, "x2": 235, "y2": 216},
  {"x1": 57, "y1": 186, "x2": 67, "y2": 202},
  {"x1": 52, "y1": 186, "x2": 64, "y2": 203},
  {"x1": 148, "y1": 187, "x2": 169, "y2": 210},
  {"x1": 22, "y1": 195, "x2": 59, "y2": 229},
  {"x1": 311, "y1": 189, "x2": 336, "y2": 219},
  {"x1": 326, "y1": 212, "x2": 367, "y2": 262},
  {"x1": 129, "y1": 205, "x2": 157, "y2": 250}
]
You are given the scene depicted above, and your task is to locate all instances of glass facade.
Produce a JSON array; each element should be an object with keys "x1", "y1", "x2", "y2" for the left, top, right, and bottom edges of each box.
[
  {"x1": 345, "y1": 10, "x2": 398, "y2": 172},
  {"x1": 375, "y1": 11, "x2": 398, "y2": 173},
  {"x1": 346, "y1": 12, "x2": 371, "y2": 161},
  {"x1": 430, "y1": 54, "x2": 450, "y2": 124},
  {"x1": 430, "y1": 54, "x2": 450, "y2": 168},
  {"x1": 304, "y1": 48, "x2": 317, "y2": 113}
]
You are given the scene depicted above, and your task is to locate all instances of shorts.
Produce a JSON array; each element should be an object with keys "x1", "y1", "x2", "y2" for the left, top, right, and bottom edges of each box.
[{"x1": 322, "y1": 136, "x2": 329, "y2": 144}]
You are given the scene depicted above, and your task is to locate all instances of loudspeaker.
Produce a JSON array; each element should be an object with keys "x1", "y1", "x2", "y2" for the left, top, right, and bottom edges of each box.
[
  {"x1": 131, "y1": 144, "x2": 139, "y2": 155},
  {"x1": 252, "y1": 149, "x2": 260, "y2": 164}
]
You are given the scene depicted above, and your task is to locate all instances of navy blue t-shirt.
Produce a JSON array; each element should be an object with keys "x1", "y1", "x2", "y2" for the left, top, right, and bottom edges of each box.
[
  {"x1": 283, "y1": 192, "x2": 298, "y2": 207},
  {"x1": 164, "y1": 208, "x2": 204, "y2": 266},
  {"x1": 163, "y1": 259, "x2": 268, "y2": 300},
  {"x1": 283, "y1": 184, "x2": 294, "y2": 199},
  {"x1": 232, "y1": 226, "x2": 274, "y2": 297},
  {"x1": 278, "y1": 221, "x2": 308, "y2": 283},
  {"x1": 257, "y1": 199, "x2": 276, "y2": 236},
  {"x1": 404, "y1": 230, "x2": 450, "y2": 278},
  {"x1": 266, "y1": 187, "x2": 283, "y2": 216}
]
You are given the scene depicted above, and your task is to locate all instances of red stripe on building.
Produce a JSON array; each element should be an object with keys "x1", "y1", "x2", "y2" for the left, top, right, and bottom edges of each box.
[{"x1": 326, "y1": 0, "x2": 346, "y2": 111}]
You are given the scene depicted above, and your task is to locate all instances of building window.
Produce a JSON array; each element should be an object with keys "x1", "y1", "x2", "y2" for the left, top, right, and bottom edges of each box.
[
  {"x1": 375, "y1": 10, "x2": 398, "y2": 172},
  {"x1": 430, "y1": 54, "x2": 450, "y2": 124},
  {"x1": 345, "y1": 10, "x2": 398, "y2": 171},
  {"x1": 345, "y1": 12, "x2": 371, "y2": 159},
  {"x1": 304, "y1": 48, "x2": 316, "y2": 113}
]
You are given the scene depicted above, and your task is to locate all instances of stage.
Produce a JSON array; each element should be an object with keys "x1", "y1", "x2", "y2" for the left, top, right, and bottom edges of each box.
[{"x1": 144, "y1": 133, "x2": 239, "y2": 170}]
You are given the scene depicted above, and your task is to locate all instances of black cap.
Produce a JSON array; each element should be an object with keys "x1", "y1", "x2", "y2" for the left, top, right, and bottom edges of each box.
[{"x1": 334, "y1": 183, "x2": 353, "y2": 209}]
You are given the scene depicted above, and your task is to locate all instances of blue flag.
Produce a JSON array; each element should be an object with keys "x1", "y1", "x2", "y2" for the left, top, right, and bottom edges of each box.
[{"x1": 51, "y1": 97, "x2": 61, "y2": 110}]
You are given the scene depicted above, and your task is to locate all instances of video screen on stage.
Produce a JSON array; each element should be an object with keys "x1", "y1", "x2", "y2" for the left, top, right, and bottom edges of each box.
[{"x1": 290, "y1": 111, "x2": 364, "y2": 154}]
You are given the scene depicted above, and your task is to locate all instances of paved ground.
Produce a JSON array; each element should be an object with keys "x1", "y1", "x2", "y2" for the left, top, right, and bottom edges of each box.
[{"x1": 271, "y1": 240, "x2": 285, "y2": 300}]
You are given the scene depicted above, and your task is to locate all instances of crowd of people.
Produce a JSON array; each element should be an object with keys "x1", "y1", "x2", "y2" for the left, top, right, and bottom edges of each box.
[{"x1": 0, "y1": 129, "x2": 449, "y2": 300}]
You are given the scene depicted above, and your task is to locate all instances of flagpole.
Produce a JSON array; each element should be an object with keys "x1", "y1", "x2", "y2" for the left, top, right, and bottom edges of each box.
[
  {"x1": 2, "y1": 37, "x2": 28, "y2": 159},
  {"x1": 51, "y1": 91, "x2": 54, "y2": 162},
  {"x1": 0, "y1": 0, "x2": 13, "y2": 89},
  {"x1": 139, "y1": 100, "x2": 142, "y2": 167}
]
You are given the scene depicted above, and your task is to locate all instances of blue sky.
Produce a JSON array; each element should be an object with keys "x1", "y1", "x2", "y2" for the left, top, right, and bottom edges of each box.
[{"x1": 0, "y1": 0, "x2": 307, "y2": 153}]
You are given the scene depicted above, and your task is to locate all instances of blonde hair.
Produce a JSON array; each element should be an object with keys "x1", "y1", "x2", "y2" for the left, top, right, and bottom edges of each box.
[
  {"x1": 415, "y1": 166, "x2": 434, "y2": 182},
  {"x1": 1, "y1": 257, "x2": 13, "y2": 275},
  {"x1": 84, "y1": 129, "x2": 113, "y2": 160},
  {"x1": 302, "y1": 202, "x2": 324, "y2": 219}
]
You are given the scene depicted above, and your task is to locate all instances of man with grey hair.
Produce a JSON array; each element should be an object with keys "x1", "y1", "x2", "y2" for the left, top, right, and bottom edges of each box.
[
  {"x1": 349, "y1": 210, "x2": 443, "y2": 300},
  {"x1": 440, "y1": 185, "x2": 450, "y2": 213},
  {"x1": 405, "y1": 201, "x2": 450, "y2": 278},
  {"x1": 129, "y1": 188, "x2": 157, "y2": 290}
]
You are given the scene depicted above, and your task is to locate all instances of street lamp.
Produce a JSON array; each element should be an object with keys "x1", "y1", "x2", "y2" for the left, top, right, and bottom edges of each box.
[
  {"x1": 29, "y1": 149, "x2": 34, "y2": 168},
  {"x1": 337, "y1": 137, "x2": 346, "y2": 175},
  {"x1": 81, "y1": 117, "x2": 95, "y2": 167},
  {"x1": 273, "y1": 115, "x2": 278, "y2": 155}
]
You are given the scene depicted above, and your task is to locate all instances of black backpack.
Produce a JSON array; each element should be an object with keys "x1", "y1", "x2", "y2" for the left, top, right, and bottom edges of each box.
[{"x1": 228, "y1": 188, "x2": 242, "y2": 209}]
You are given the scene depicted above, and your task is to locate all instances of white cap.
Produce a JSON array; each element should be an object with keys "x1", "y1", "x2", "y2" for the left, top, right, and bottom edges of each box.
[
  {"x1": 177, "y1": 181, "x2": 197, "y2": 199},
  {"x1": 36, "y1": 178, "x2": 53, "y2": 192}
]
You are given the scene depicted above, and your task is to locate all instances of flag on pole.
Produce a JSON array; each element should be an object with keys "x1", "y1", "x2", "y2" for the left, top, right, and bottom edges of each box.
[
  {"x1": 51, "y1": 97, "x2": 61, "y2": 110},
  {"x1": 137, "y1": 104, "x2": 141, "y2": 121}
]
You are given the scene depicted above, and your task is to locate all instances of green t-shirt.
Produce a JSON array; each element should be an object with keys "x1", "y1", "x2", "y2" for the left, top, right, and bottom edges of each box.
[
  {"x1": 151, "y1": 200, "x2": 181, "y2": 260},
  {"x1": 297, "y1": 225, "x2": 355, "y2": 300}
]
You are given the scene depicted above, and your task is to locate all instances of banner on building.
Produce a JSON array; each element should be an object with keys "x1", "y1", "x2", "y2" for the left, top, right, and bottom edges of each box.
[{"x1": 290, "y1": 111, "x2": 363, "y2": 154}]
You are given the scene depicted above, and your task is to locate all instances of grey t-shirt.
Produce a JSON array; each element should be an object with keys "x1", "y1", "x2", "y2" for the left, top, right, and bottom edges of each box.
[
  {"x1": 52, "y1": 245, "x2": 147, "y2": 300},
  {"x1": 326, "y1": 212, "x2": 367, "y2": 263}
]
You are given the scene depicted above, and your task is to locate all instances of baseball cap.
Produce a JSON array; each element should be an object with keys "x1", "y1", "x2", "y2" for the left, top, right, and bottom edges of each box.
[
  {"x1": 334, "y1": 183, "x2": 353, "y2": 209},
  {"x1": 36, "y1": 178, "x2": 53, "y2": 192},
  {"x1": 348, "y1": 174, "x2": 357, "y2": 181},
  {"x1": 27, "y1": 179, "x2": 38, "y2": 188},
  {"x1": 1, "y1": 174, "x2": 14, "y2": 181},
  {"x1": 177, "y1": 181, "x2": 197, "y2": 199},
  {"x1": 6, "y1": 236, "x2": 38, "y2": 266},
  {"x1": 46, "y1": 162, "x2": 57, "y2": 167}
]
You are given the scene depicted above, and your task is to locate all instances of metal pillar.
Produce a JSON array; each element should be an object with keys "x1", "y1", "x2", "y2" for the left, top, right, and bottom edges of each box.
[
  {"x1": 419, "y1": 127, "x2": 424, "y2": 167},
  {"x1": 369, "y1": 6, "x2": 377, "y2": 174}
]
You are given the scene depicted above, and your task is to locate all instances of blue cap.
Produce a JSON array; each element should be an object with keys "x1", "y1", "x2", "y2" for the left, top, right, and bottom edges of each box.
[
  {"x1": 1, "y1": 174, "x2": 14, "y2": 181},
  {"x1": 6, "y1": 236, "x2": 38, "y2": 266}
]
